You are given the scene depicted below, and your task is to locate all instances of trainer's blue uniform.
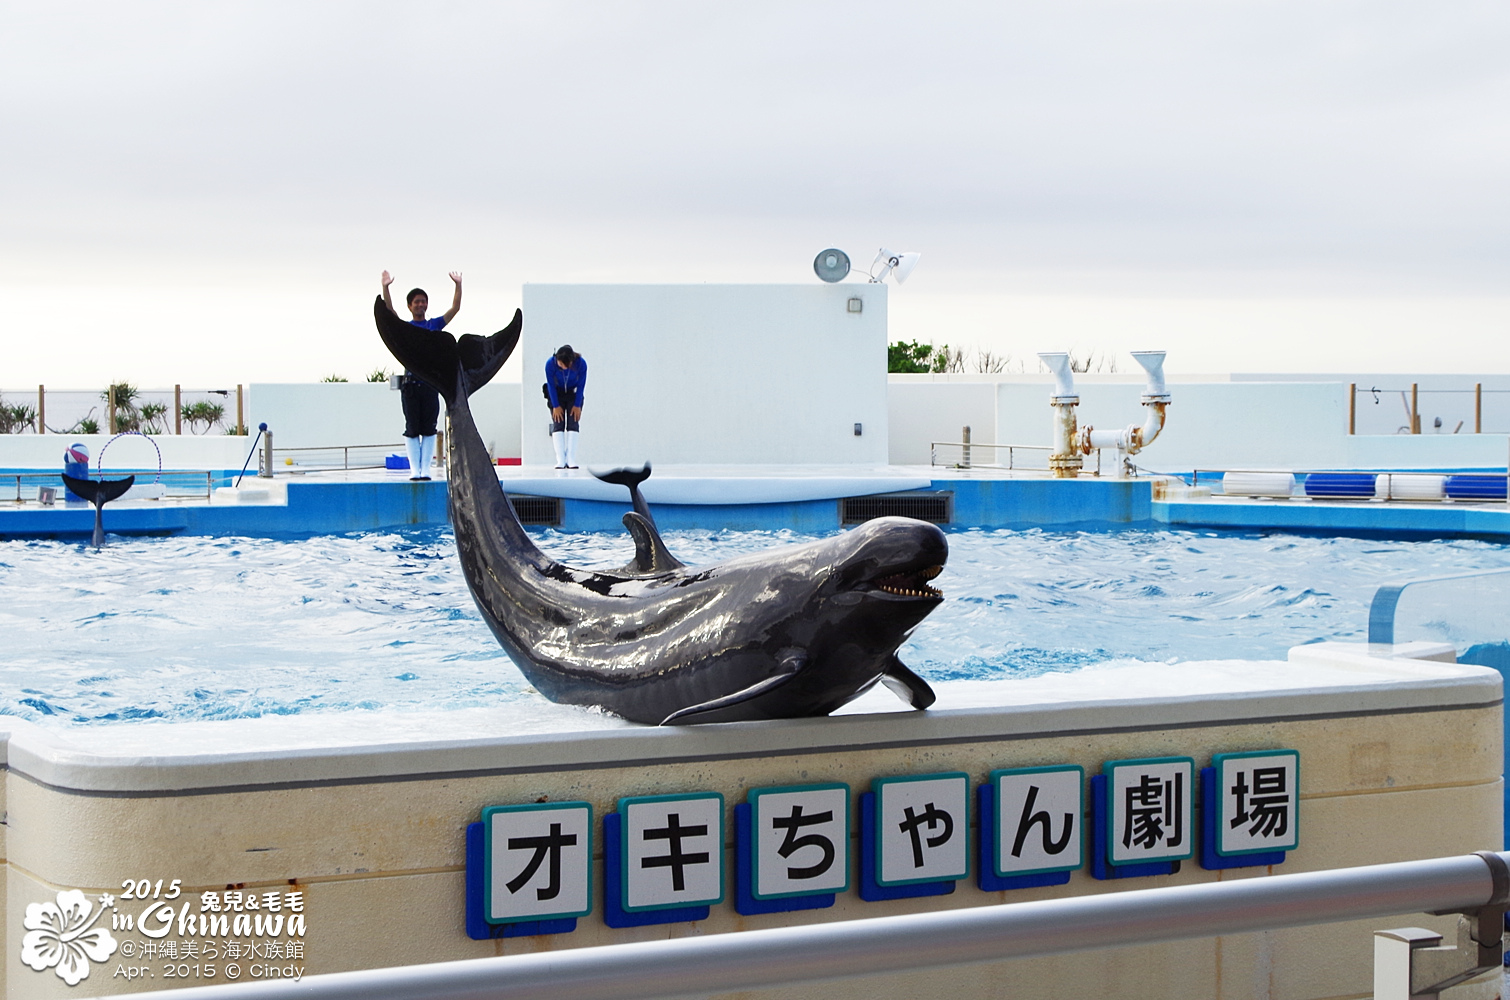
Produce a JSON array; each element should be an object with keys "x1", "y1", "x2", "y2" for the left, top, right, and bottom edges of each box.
[
  {"x1": 401, "y1": 317, "x2": 448, "y2": 438},
  {"x1": 545, "y1": 355, "x2": 587, "y2": 432}
]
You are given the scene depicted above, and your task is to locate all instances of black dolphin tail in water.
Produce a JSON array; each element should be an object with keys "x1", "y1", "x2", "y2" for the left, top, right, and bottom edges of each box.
[
  {"x1": 592, "y1": 464, "x2": 686, "y2": 575},
  {"x1": 61, "y1": 474, "x2": 135, "y2": 548},
  {"x1": 374, "y1": 298, "x2": 946, "y2": 725}
]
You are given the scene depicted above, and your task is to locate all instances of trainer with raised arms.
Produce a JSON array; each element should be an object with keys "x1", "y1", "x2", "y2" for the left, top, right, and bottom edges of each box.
[{"x1": 381, "y1": 269, "x2": 462, "y2": 480}]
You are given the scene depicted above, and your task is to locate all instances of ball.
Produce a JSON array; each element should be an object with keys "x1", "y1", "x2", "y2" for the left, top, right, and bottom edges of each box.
[{"x1": 65, "y1": 443, "x2": 90, "y2": 465}]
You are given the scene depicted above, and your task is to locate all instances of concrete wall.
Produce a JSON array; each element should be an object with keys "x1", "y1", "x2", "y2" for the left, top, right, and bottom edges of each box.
[
  {"x1": 520, "y1": 285, "x2": 889, "y2": 467},
  {"x1": 0, "y1": 651, "x2": 1498, "y2": 998},
  {"x1": 248, "y1": 382, "x2": 523, "y2": 461},
  {"x1": 886, "y1": 375, "x2": 1510, "y2": 473},
  {"x1": 0, "y1": 433, "x2": 251, "y2": 472},
  {"x1": 888, "y1": 381, "x2": 997, "y2": 466}
]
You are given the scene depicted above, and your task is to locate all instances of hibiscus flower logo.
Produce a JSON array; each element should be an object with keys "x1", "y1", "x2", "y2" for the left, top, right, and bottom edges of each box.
[{"x1": 21, "y1": 889, "x2": 118, "y2": 986}]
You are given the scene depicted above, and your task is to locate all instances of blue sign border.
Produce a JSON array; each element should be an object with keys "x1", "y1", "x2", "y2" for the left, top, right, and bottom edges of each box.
[
  {"x1": 1211, "y1": 749, "x2": 1301, "y2": 857},
  {"x1": 617, "y1": 791, "x2": 726, "y2": 913},
  {"x1": 481, "y1": 801, "x2": 594, "y2": 925},
  {"x1": 748, "y1": 782, "x2": 851, "y2": 901},
  {"x1": 872, "y1": 772, "x2": 971, "y2": 887},
  {"x1": 988, "y1": 765, "x2": 1085, "y2": 878},
  {"x1": 1103, "y1": 756, "x2": 1195, "y2": 865}
]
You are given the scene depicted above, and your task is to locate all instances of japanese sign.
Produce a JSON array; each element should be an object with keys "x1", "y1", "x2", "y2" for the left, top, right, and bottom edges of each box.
[
  {"x1": 990, "y1": 765, "x2": 1084, "y2": 877},
  {"x1": 620, "y1": 793, "x2": 725, "y2": 912},
  {"x1": 874, "y1": 773, "x2": 969, "y2": 886},
  {"x1": 1213, "y1": 750, "x2": 1300, "y2": 856},
  {"x1": 749, "y1": 784, "x2": 850, "y2": 900},
  {"x1": 1105, "y1": 757, "x2": 1194, "y2": 865},
  {"x1": 483, "y1": 802, "x2": 593, "y2": 924}
]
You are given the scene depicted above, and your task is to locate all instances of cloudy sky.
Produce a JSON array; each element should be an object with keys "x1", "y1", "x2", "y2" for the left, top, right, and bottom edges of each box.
[{"x1": 3, "y1": 1, "x2": 1508, "y2": 387}]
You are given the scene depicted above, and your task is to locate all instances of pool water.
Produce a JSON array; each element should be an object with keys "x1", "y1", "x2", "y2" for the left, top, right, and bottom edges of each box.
[{"x1": 2, "y1": 526, "x2": 1508, "y2": 728}]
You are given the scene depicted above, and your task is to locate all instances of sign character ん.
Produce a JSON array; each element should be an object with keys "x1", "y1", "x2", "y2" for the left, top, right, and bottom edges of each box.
[{"x1": 992, "y1": 766, "x2": 1084, "y2": 877}]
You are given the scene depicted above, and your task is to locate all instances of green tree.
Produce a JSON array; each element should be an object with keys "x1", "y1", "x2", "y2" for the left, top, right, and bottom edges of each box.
[{"x1": 888, "y1": 340, "x2": 958, "y2": 373}]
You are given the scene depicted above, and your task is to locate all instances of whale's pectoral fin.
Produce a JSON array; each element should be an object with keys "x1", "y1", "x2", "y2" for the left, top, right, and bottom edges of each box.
[
  {"x1": 658, "y1": 649, "x2": 807, "y2": 726},
  {"x1": 880, "y1": 656, "x2": 936, "y2": 710},
  {"x1": 620, "y1": 512, "x2": 686, "y2": 575}
]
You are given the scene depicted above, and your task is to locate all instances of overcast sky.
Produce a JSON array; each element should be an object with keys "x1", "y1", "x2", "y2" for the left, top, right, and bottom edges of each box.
[{"x1": 3, "y1": 1, "x2": 1508, "y2": 388}]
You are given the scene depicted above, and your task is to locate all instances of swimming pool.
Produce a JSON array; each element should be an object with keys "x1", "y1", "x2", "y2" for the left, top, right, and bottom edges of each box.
[{"x1": 2, "y1": 525, "x2": 1508, "y2": 727}]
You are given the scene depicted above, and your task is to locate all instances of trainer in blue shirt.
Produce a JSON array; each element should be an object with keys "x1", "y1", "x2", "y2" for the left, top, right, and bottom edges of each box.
[
  {"x1": 380, "y1": 269, "x2": 462, "y2": 480},
  {"x1": 544, "y1": 346, "x2": 587, "y2": 469}
]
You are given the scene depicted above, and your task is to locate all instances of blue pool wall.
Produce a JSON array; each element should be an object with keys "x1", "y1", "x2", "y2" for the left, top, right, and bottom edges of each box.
[{"x1": 3, "y1": 473, "x2": 1508, "y2": 541}]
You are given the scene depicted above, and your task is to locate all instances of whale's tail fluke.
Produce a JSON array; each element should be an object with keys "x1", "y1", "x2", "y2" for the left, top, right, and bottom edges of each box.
[
  {"x1": 60, "y1": 474, "x2": 134, "y2": 507},
  {"x1": 374, "y1": 297, "x2": 522, "y2": 405},
  {"x1": 61, "y1": 473, "x2": 135, "y2": 548},
  {"x1": 593, "y1": 463, "x2": 653, "y2": 494}
]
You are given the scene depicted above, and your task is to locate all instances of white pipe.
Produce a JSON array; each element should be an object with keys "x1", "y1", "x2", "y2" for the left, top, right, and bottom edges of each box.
[
  {"x1": 1038, "y1": 352, "x2": 1078, "y2": 402},
  {"x1": 1131, "y1": 350, "x2": 1169, "y2": 400},
  {"x1": 1038, "y1": 352, "x2": 1081, "y2": 477}
]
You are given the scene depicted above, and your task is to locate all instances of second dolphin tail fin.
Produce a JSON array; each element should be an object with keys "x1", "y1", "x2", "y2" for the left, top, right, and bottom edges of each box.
[
  {"x1": 61, "y1": 474, "x2": 135, "y2": 505},
  {"x1": 593, "y1": 463, "x2": 653, "y2": 494},
  {"x1": 373, "y1": 298, "x2": 522, "y2": 405}
]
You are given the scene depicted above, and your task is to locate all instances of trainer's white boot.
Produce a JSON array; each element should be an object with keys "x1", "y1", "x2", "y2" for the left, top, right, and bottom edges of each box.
[
  {"x1": 405, "y1": 436, "x2": 424, "y2": 480},
  {"x1": 551, "y1": 431, "x2": 567, "y2": 469},
  {"x1": 564, "y1": 430, "x2": 580, "y2": 469}
]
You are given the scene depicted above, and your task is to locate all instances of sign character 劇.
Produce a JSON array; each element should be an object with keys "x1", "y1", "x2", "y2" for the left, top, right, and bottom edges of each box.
[{"x1": 1122, "y1": 772, "x2": 1184, "y2": 851}]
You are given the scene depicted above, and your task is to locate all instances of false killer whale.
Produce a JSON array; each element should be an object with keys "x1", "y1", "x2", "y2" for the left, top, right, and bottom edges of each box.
[
  {"x1": 61, "y1": 473, "x2": 135, "y2": 549},
  {"x1": 375, "y1": 297, "x2": 946, "y2": 725}
]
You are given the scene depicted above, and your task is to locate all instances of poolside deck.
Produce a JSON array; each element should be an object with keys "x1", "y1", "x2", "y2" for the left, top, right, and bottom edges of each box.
[{"x1": 0, "y1": 464, "x2": 1507, "y2": 539}]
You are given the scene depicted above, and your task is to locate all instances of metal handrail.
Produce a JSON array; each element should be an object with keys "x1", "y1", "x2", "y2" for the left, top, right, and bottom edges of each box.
[
  {"x1": 272, "y1": 443, "x2": 407, "y2": 472},
  {"x1": 1368, "y1": 567, "x2": 1510, "y2": 645},
  {"x1": 930, "y1": 441, "x2": 1103, "y2": 475},
  {"x1": 5, "y1": 470, "x2": 214, "y2": 503},
  {"x1": 129, "y1": 851, "x2": 1509, "y2": 1000}
]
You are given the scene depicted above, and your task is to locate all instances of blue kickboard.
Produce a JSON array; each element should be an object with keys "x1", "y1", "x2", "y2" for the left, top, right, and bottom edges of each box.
[
  {"x1": 976, "y1": 784, "x2": 1073, "y2": 892},
  {"x1": 1089, "y1": 775, "x2": 1179, "y2": 880},
  {"x1": 1197, "y1": 767, "x2": 1287, "y2": 871},
  {"x1": 602, "y1": 811, "x2": 711, "y2": 928},
  {"x1": 733, "y1": 802, "x2": 836, "y2": 915},
  {"x1": 858, "y1": 792, "x2": 956, "y2": 902},
  {"x1": 464, "y1": 822, "x2": 578, "y2": 940}
]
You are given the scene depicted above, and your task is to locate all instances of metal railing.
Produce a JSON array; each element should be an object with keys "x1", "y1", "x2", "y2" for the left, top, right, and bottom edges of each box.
[
  {"x1": 1348, "y1": 382, "x2": 1510, "y2": 436},
  {"x1": 931, "y1": 441, "x2": 1103, "y2": 475},
  {"x1": 130, "y1": 851, "x2": 1509, "y2": 1000},
  {"x1": 4, "y1": 470, "x2": 215, "y2": 504},
  {"x1": 271, "y1": 443, "x2": 409, "y2": 472}
]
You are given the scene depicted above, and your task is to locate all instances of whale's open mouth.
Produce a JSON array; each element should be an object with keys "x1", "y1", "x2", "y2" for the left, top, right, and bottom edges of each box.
[{"x1": 872, "y1": 564, "x2": 944, "y2": 599}]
